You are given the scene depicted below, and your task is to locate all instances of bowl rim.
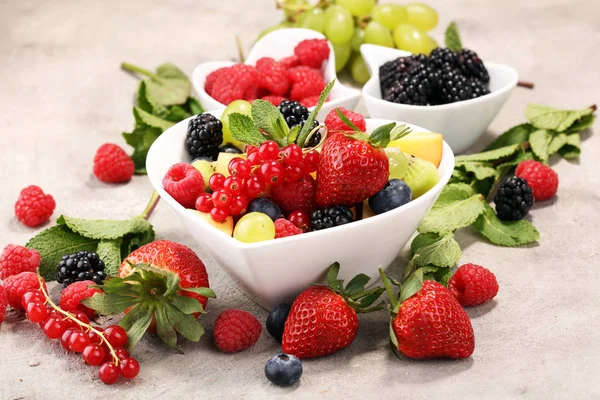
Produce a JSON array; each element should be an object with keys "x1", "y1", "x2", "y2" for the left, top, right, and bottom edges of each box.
[
  {"x1": 146, "y1": 112, "x2": 455, "y2": 250},
  {"x1": 360, "y1": 43, "x2": 519, "y2": 111}
]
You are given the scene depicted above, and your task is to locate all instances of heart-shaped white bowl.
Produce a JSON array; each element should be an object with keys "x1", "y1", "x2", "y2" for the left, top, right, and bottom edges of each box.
[
  {"x1": 360, "y1": 44, "x2": 518, "y2": 154},
  {"x1": 192, "y1": 28, "x2": 361, "y2": 121},
  {"x1": 146, "y1": 110, "x2": 454, "y2": 309}
]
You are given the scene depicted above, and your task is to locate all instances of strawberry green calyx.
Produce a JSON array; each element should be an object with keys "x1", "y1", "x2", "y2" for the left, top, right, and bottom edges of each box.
[
  {"x1": 378, "y1": 267, "x2": 424, "y2": 314},
  {"x1": 82, "y1": 263, "x2": 215, "y2": 353},
  {"x1": 339, "y1": 116, "x2": 413, "y2": 149},
  {"x1": 324, "y1": 262, "x2": 385, "y2": 313}
]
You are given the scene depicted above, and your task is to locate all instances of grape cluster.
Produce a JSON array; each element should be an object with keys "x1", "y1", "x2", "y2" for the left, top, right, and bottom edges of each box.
[{"x1": 259, "y1": 0, "x2": 440, "y2": 84}]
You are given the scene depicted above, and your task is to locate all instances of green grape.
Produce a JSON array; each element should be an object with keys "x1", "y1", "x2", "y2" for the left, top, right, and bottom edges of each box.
[
  {"x1": 324, "y1": 5, "x2": 354, "y2": 44},
  {"x1": 336, "y1": 0, "x2": 375, "y2": 16},
  {"x1": 363, "y1": 21, "x2": 394, "y2": 48},
  {"x1": 385, "y1": 148, "x2": 409, "y2": 180},
  {"x1": 221, "y1": 100, "x2": 252, "y2": 149},
  {"x1": 350, "y1": 54, "x2": 370, "y2": 84},
  {"x1": 405, "y1": 3, "x2": 439, "y2": 31},
  {"x1": 297, "y1": 8, "x2": 327, "y2": 33},
  {"x1": 233, "y1": 212, "x2": 276, "y2": 243},
  {"x1": 351, "y1": 27, "x2": 364, "y2": 52},
  {"x1": 393, "y1": 24, "x2": 438, "y2": 55},
  {"x1": 371, "y1": 4, "x2": 408, "y2": 30},
  {"x1": 282, "y1": 0, "x2": 310, "y2": 19},
  {"x1": 333, "y1": 41, "x2": 352, "y2": 72}
]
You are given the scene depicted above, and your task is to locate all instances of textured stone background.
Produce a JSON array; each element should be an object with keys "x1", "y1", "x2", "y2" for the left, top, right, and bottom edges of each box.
[{"x1": 1, "y1": 0, "x2": 599, "y2": 399}]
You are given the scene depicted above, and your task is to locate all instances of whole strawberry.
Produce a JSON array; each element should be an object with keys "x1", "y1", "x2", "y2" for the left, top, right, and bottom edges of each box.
[
  {"x1": 449, "y1": 263, "x2": 499, "y2": 307},
  {"x1": 213, "y1": 309, "x2": 262, "y2": 353},
  {"x1": 0, "y1": 244, "x2": 41, "y2": 280},
  {"x1": 271, "y1": 174, "x2": 317, "y2": 215},
  {"x1": 0, "y1": 285, "x2": 7, "y2": 324},
  {"x1": 282, "y1": 263, "x2": 384, "y2": 359},
  {"x1": 515, "y1": 160, "x2": 558, "y2": 201},
  {"x1": 59, "y1": 280, "x2": 103, "y2": 318}
]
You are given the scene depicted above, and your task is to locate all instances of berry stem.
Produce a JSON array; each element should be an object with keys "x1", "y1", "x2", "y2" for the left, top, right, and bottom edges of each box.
[
  {"x1": 590, "y1": 104, "x2": 597, "y2": 112},
  {"x1": 378, "y1": 268, "x2": 399, "y2": 310},
  {"x1": 141, "y1": 190, "x2": 161, "y2": 220},
  {"x1": 36, "y1": 273, "x2": 121, "y2": 365},
  {"x1": 236, "y1": 35, "x2": 245, "y2": 63},
  {"x1": 303, "y1": 125, "x2": 328, "y2": 152},
  {"x1": 121, "y1": 62, "x2": 156, "y2": 79},
  {"x1": 517, "y1": 81, "x2": 534, "y2": 89}
]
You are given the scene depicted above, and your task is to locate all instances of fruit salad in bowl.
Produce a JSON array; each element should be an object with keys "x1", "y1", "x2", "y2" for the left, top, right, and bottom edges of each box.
[{"x1": 146, "y1": 88, "x2": 454, "y2": 308}]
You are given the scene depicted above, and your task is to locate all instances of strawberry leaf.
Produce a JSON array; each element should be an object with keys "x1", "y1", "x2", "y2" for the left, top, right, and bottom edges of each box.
[
  {"x1": 335, "y1": 108, "x2": 361, "y2": 132},
  {"x1": 368, "y1": 122, "x2": 396, "y2": 148},
  {"x1": 344, "y1": 274, "x2": 370, "y2": 296},
  {"x1": 156, "y1": 305, "x2": 180, "y2": 352},
  {"x1": 399, "y1": 269, "x2": 424, "y2": 303},
  {"x1": 123, "y1": 303, "x2": 153, "y2": 351},
  {"x1": 171, "y1": 294, "x2": 206, "y2": 314},
  {"x1": 180, "y1": 287, "x2": 216, "y2": 298},
  {"x1": 166, "y1": 305, "x2": 205, "y2": 342},
  {"x1": 81, "y1": 293, "x2": 139, "y2": 315},
  {"x1": 389, "y1": 124, "x2": 413, "y2": 141}
]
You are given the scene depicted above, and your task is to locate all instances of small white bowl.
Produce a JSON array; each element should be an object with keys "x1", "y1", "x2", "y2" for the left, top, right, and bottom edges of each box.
[
  {"x1": 146, "y1": 110, "x2": 454, "y2": 309},
  {"x1": 192, "y1": 28, "x2": 361, "y2": 121},
  {"x1": 360, "y1": 44, "x2": 518, "y2": 154}
]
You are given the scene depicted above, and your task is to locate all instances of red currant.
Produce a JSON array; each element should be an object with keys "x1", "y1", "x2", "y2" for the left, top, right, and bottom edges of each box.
[
  {"x1": 70, "y1": 309, "x2": 90, "y2": 325},
  {"x1": 61, "y1": 328, "x2": 77, "y2": 352},
  {"x1": 195, "y1": 193, "x2": 213, "y2": 212},
  {"x1": 104, "y1": 325, "x2": 128, "y2": 348},
  {"x1": 228, "y1": 195, "x2": 249, "y2": 216},
  {"x1": 211, "y1": 189, "x2": 232, "y2": 209},
  {"x1": 243, "y1": 176, "x2": 266, "y2": 198},
  {"x1": 258, "y1": 140, "x2": 280, "y2": 161},
  {"x1": 43, "y1": 316, "x2": 70, "y2": 339},
  {"x1": 246, "y1": 145, "x2": 258, "y2": 155},
  {"x1": 113, "y1": 348, "x2": 130, "y2": 361},
  {"x1": 21, "y1": 290, "x2": 45, "y2": 310},
  {"x1": 228, "y1": 158, "x2": 251, "y2": 179},
  {"x1": 282, "y1": 144, "x2": 303, "y2": 166},
  {"x1": 26, "y1": 301, "x2": 48, "y2": 323},
  {"x1": 208, "y1": 173, "x2": 226, "y2": 191},
  {"x1": 69, "y1": 331, "x2": 91, "y2": 353},
  {"x1": 303, "y1": 150, "x2": 319, "y2": 173},
  {"x1": 210, "y1": 207, "x2": 229, "y2": 223},
  {"x1": 289, "y1": 211, "x2": 310, "y2": 232},
  {"x1": 223, "y1": 176, "x2": 243, "y2": 195},
  {"x1": 260, "y1": 161, "x2": 286, "y2": 186},
  {"x1": 285, "y1": 165, "x2": 305, "y2": 182},
  {"x1": 88, "y1": 327, "x2": 104, "y2": 344},
  {"x1": 99, "y1": 362, "x2": 120, "y2": 385},
  {"x1": 119, "y1": 357, "x2": 141, "y2": 379},
  {"x1": 82, "y1": 344, "x2": 106, "y2": 366},
  {"x1": 247, "y1": 151, "x2": 262, "y2": 166}
]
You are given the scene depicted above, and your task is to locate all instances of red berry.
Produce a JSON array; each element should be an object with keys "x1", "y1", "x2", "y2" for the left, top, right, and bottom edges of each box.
[
  {"x1": 88, "y1": 327, "x2": 104, "y2": 344},
  {"x1": 271, "y1": 174, "x2": 318, "y2": 215},
  {"x1": 114, "y1": 348, "x2": 130, "y2": 361},
  {"x1": 195, "y1": 193, "x2": 214, "y2": 212},
  {"x1": 61, "y1": 328, "x2": 77, "y2": 352},
  {"x1": 0, "y1": 245, "x2": 41, "y2": 280},
  {"x1": 256, "y1": 57, "x2": 290, "y2": 96},
  {"x1": 21, "y1": 289, "x2": 45, "y2": 310},
  {"x1": 228, "y1": 158, "x2": 251, "y2": 179},
  {"x1": 210, "y1": 207, "x2": 229, "y2": 223},
  {"x1": 59, "y1": 280, "x2": 102, "y2": 317},
  {"x1": 211, "y1": 189, "x2": 232, "y2": 209},
  {"x1": 228, "y1": 195, "x2": 249, "y2": 216},
  {"x1": 70, "y1": 309, "x2": 90, "y2": 326},
  {"x1": 282, "y1": 144, "x2": 303, "y2": 166},
  {"x1": 289, "y1": 211, "x2": 310, "y2": 232},
  {"x1": 300, "y1": 95, "x2": 320, "y2": 107},
  {"x1": 324, "y1": 107, "x2": 367, "y2": 132},
  {"x1": 83, "y1": 344, "x2": 106, "y2": 366},
  {"x1": 205, "y1": 67, "x2": 228, "y2": 95},
  {"x1": 3, "y1": 272, "x2": 46, "y2": 310},
  {"x1": 210, "y1": 64, "x2": 259, "y2": 105},
  {"x1": 119, "y1": 357, "x2": 140, "y2": 379},
  {"x1": 213, "y1": 309, "x2": 262, "y2": 353},
  {"x1": 104, "y1": 325, "x2": 128, "y2": 348},
  {"x1": 294, "y1": 38, "x2": 330, "y2": 69},
  {"x1": 14, "y1": 185, "x2": 56, "y2": 227},
  {"x1": 162, "y1": 163, "x2": 204, "y2": 209},
  {"x1": 223, "y1": 176, "x2": 244, "y2": 195},
  {"x1": 280, "y1": 54, "x2": 300, "y2": 69},
  {"x1": 26, "y1": 301, "x2": 48, "y2": 323},
  {"x1": 449, "y1": 263, "x2": 499, "y2": 307},
  {"x1": 285, "y1": 164, "x2": 305, "y2": 182},
  {"x1": 287, "y1": 66, "x2": 325, "y2": 101},
  {"x1": 303, "y1": 151, "x2": 319, "y2": 173},
  {"x1": 247, "y1": 152, "x2": 262, "y2": 166},
  {"x1": 69, "y1": 330, "x2": 91, "y2": 352},
  {"x1": 43, "y1": 316, "x2": 70, "y2": 339},
  {"x1": 274, "y1": 218, "x2": 304, "y2": 238},
  {"x1": 258, "y1": 140, "x2": 280, "y2": 161},
  {"x1": 261, "y1": 95, "x2": 287, "y2": 106},
  {"x1": 209, "y1": 173, "x2": 226, "y2": 191},
  {"x1": 0, "y1": 286, "x2": 5, "y2": 324},
  {"x1": 515, "y1": 160, "x2": 559, "y2": 201},
  {"x1": 246, "y1": 145, "x2": 258, "y2": 155},
  {"x1": 243, "y1": 176, "x2": 266, "y2": 199},
  {"x1": 93, "y1": 143, "x2": 135, "y2": 183},
  {"x1": 260, "y1": 161, "x2": 286, "y2": 186},
  {"x1": 99, "y1": 362, "x2": 120, "y2": 385}
]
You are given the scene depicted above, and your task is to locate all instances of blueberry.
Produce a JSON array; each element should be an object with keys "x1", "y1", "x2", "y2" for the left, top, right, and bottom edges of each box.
[
  {"x1": 219, "y1": 143, "x2": 243, "y2": 154},
  {"x1": 248, "y1": 198, "x2": 283, "y2": 221},
  {"x1": 265, "y1": 353, "x2": 303, "y2": 387},
  {"x1": 191, "y1": 156, "x2": 214, "y2": 163},
  {"x1": 368, "y1": 179, "x2": 412, "y2": 215},
  {"x1": 266, "y1": 303, "x2": 290, "y2": 342}
]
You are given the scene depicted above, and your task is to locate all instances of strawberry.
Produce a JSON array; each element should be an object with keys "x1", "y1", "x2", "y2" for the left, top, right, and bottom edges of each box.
[
  {"x1": 282, "y1": 263, "x2": 384, "y2": 359},
  {"x1": 380, "y1": 269, "x2": 475, "y2": 359},
  {"x1": 81, "y1": 240, "x2": 215, "y2": 352}
]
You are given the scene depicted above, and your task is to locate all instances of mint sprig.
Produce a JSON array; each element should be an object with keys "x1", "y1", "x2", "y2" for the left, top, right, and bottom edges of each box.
[
  {"x1": 444, "y1": 21, "x2": 463, "y2": 52},
  {"x1": 296, "y1": 79, "x2": 335, "y2": 147}
]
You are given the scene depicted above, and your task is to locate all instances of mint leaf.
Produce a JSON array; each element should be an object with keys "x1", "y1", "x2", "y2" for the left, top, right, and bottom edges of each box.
[
  {"x1": 455, "y1": 161, "x2": 498, "y2": 180},
  {"x1": 419, "y1": 184, "x2": 485, "y2": 234},
  {"x1": 496, "y1": 149, "x2": 535, "y2": 176},
  {"x1": 444, "y1": 21, "x2": 463, "y2": 52},
  {"x1": 123, "y1": 126, "x2": 162, "y2": 174},
  {"x1": 287, "y1": 125, "x2": 301, "y2": 144},
  {"x1": 484, "y1": 123, "x2": 535, "y2": 151},
  {"x1": 410, "y1": 233, "x2": 462, "y2": 268},
  {"x1": 57, "y1": 215, "x2": 153, "y2": 240},
  {"x1": 335, "y1": 108, "x2": 361, "y2": 132},
  {"x1": 368, "y1": 122, "x2": 396, "y2": 148},
  {"x1": 297, "y1": 79, "x2": 335, "y2": 147},
  {"x1": 251, "y1": 100, "x2": 289, "y2": 146},
  {"x1": 525, "y1": 104, "x2": 594, "y2": 133},
  {"x1": 529, "y1": 129, "x2": 553, "y2": 162},
  {"x1": 145, "y1": 63, "x2": 191, "y2": 106},
  {"x1": 96, "y1": 239, "x2": 123, "y2": 276},
  {"x1": 558, "y1": 132, "x2": 581, "y2": 159},
  {"x1": 186, "y1": 97, "x2": 203, "y2": 115},
  {"x1": 450, "y1": 168, "x2": 473, "y2": 184},
  {"x1": 229, "y1": 113, "x2": 266, "y2": 146},
  {"x1": 133, "y1": 107, "x2": 174, "y2": 131},
  {"x1": 455, "y1": 144, "x2": 520, "y2": 163},
  {"x1": 422, "y1": 266, "x2": 452, "y2": 287},
  {"x1": 137, "y1": 80, "x2": 167, "y2": 116},
  {"x1": 548, "y1": 132, "x2": 568, "y2": 157},
  {"x1": 566, "y1": 113, "x2": 594, "y2": 133},
  {"x1": 163, "y1": 105, "x2": 190, "y2": 122},
  {"x1": 473, "y1": 203, "x2": 539, "y2": 246},
  {"x1": 26, "y1": 226, "x2": 99, "y2": 280}
]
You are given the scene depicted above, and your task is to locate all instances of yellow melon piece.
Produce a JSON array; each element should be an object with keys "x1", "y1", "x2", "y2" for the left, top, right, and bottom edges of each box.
[
  {"x1": 188, "y1": 210, "x2": 234, "y2": 236},
  {"x1": 215, "y1": 152, "x2": 247, "y2": 177},
  {"x1": 388, "y1": 132, "x2": 443, "y2": 167}
]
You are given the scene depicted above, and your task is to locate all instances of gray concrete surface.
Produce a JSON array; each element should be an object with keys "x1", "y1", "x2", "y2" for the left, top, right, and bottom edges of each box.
[{"x1": 1, "y1": 0, "x2": 599, "y2": 399}]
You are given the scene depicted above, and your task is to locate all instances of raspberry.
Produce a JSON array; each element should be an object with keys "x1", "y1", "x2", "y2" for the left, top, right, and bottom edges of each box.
[
  {"x1": 93, "y1": 143, "x2": 135, "y2": 183},
  {"x1": 0, "y1": 245, "x2": 41, "y2": 280},
  {"x1": 287, "y1": 67, "x2": 325, "y2": 102},
  {"x1": 261, "y1": 95, "x2": 287, "y2": 106},
  {"x1": 449, "y1": 263, "x2": 499, "y2": 307},
  {"x1": 59, "y1": 280, "x2": 102, "y2": 318},
  {"x1": 210, "y1": 64, "x2": 259, "y2": 105},
  {"x1": 300, "y1": 96, "x2": 320, "y2": 107},
  {"x1": 14, "y1": 185, "x2": 56, "y2": 227},
  {"x1": 324, "y1": 107, "x2": 367, "y2": 132},
  {"x1": 213, "y1": 309, "x2": 262, "y2": 353},
  {"x1": 256, "y1": 57, "x2": 290, "y2": 96},
  {"x1": 205, "y1": 67, "x2": 229, "y2": 95},
  {"x1": 515, "y1": 160, "x2": 559, "y2": 201},
  {"x1": 162, "y1": 163, "x2": 205, "y2": 209},
  {"x1": 271, "y1": 174, "x2": 317, "y2": 215},
  {"x1": 3, "y1": 272, "x2": 46, "y2": 310},
  {"x1": 493, "y1": 176, "x2": 534, "y2": 221},
  {"x1": 274, "y1": 219, "x2": 303, "y2": 238},
  {"x1": 294, "y1": 38, "x2": 330, "y2": 69},
  {"x1": 0, "y1": 285, "x2": 7, "y2": 324},
  {"x1": 243, "y1": 84, "x2": 259, "y2": 102},
  {"x1": 279, "y1": 55, "x2": 300, "y2": 69}
]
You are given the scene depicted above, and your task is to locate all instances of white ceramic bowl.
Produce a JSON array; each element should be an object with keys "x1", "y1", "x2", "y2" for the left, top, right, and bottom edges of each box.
[
  {"x1": 146, "y1": 110, "x2": 454, "y2": 309},
  {"x1": 360, "y1": 44, "x2": 518, "y2": 154},
  {"x1": 192, "y1": 28, "x2": 361, "y2": 121}
]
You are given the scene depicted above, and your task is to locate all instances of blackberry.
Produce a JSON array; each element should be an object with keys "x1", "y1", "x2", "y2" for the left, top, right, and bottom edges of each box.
[
  {"x1": 383, "y1": 65, "x2": 433, "y2": 106},
  {"x1": 437, "y1": 67, "x2": 474, "y2": 104},
  {"x1": 186, "y1": 113, "x2": 223, "y2": 161},
  {"x1": 278, "y1": 100, "x2": 322, "y2": 148},
  {"x1": 310, "y1": 206, "x2": 354, "y2": 231},
  {"x1": 493, "y1": 176, "x2": 534, "y2": 221},
  {"x1": 428, "y1": 47, "x2": 459, "y2": 70},
  {"x1": 457, "y1": 49, "x2": 490, "y2": 83},
  {"x1": 56, "y1": 251, "x2": 106, "y2": 288}
]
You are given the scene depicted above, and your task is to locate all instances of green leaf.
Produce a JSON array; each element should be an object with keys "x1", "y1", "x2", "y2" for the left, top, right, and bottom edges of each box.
[
  {"x1": 344, "y1": 274, "x2": 370, "y2": 296},
  {"x1": 450, "y1": 168, "x2": 473, "y2": 184},
  {"x1": 171, "y1": 294, "x2": 206, "y2": 315},
  {"x1": 82, "y1": 292, "x2": 139, "y2": 315},
  {"x1": 297, "y1": 79, "x2": 335, "y2": 147},
  {"x1": 455, "y1": 161, "x2": 498, "y2": 181},
  {"x1": 186, "y1": 97, "x2": 204, "y2": 115},
  {"x1": 156, "y1": 305, "x2": 179, "y2": 352},
  {"x1": 418, "y1": 184, "x2": 485, "y2": 234},
  {"x1": 484, "y1": 123, "x2": 535, "y2": 151},
  {"x1": 251, "y1": 100, "x2": 289, "y2": 146},
  {"x1": 529, "y1": 129, "x2": 553, "y2": 162},
  {"x1": 123, "y1": 125, "x2": 162, "y2": 173},
  {"x1": 166, "y1": 305, "x2": 205, "y2": 342},
  {"x1": 548, "y1": 132, "x2": 568, "y2": 157},
  {"x1": 455, "y1": 144, "x2": 520, "y2": 163},
  {"x1": 335, "y1": 108, "x2": 361, "y2": 132},
  {"x1": 26, "y1": 225, "x2": 99, "y2": 281},
  {"x1": 180, "y1": 287, "x2": 217, "y2": 298},
  {"x1": 444, "y1": 21, "x2": 463, "y2": 52},
  {"x1": 368, "y1": 122, "x2": 396, "y2": 148},
  {"x1": 122, "y1": 303, "x2": 153, "y2": 351},
  {"x1": 421, "y1": 266, "x2": 452, "y2": 287},
  {"x1": 566, "y1": 113, "x2": 594, "y2": 133},
  {"x1": 496, "y1": 149, "x2": 535, "y2": 176},
  {"x1": 389, "y1": 124, "x2": 413, "y2": 141},
  {"x1": 137, "y1": 80, "x2": 166, "y2": 115},
  {"x1": 229, "y1": 113, "x2": 266, "y2": 146},
  {"x1": 133, "y1": 106, "x2": 175, "y2": 131},
  {"x1": 144, "y1": 63, "x2": 192, "y2": 106},
  {"x1": 357, "y1": 287, "x2": 386, "y2": 309},
  {"x1": 96, "y1": 239, "x2": 122, "y2": 276},
  {"x1": 399, "y1": 269, "x2": 424, "y2": 303},
  {"x1": 525, "y1": 104, "x2": 594, "y2": 133},
  {"x1": 558, "y1": 133, "x2": 581, "y2": 159},
  {"x1": 287, "y1": 125, "x2": 301, "y2": 144},
  {"x1": 326, "y1": 262, "x2": 341, "y2": 286},
  {"x1": 163, "y1": 105, "x2": 190, "y2": 122},
  {"x1": 473, "y1": 203, "x2": 540, "y2": 246},
  {"x1": 410, "y1": 233, "x2": 462, "y2": 268},
  {"x1": 57, "y1": 215, "x2": 153, "y2": 241}
]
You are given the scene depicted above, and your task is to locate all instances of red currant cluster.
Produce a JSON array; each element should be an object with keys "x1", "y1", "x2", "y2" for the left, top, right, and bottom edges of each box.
[
  {"x1": 22, "y1": 285, "x2": 140, "y2": 385},
  {"x1": 196, "y1": 140, "x2": 319, "y2": 223}
]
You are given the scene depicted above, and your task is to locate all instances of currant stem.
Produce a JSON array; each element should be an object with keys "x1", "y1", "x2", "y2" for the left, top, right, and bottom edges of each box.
[
  {"x1": 36, "y1": 273, "x2": 121, "y2": 366},
  {"x1": 121, "y1": 62, "x2": 156, "y2": 79},
  {"x1": 141, "y1": 190, "x2": 161, "y2": 220},
  {"x1": 517, "y1": 81, "x2": 534, "y2": 89}
]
